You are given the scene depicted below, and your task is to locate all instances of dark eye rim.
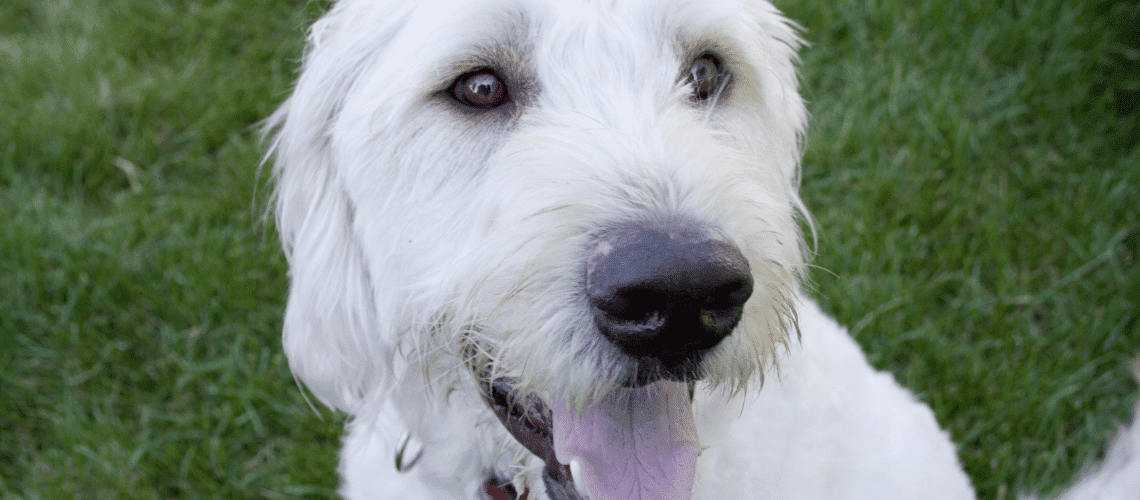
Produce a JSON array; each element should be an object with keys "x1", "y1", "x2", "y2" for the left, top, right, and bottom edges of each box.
[
  {"x1": 450, "y1": 67, "x2": 510, "y2": 109},
  {"x1": 687, "y1": 52, "x2": 728, "y2": 102}
]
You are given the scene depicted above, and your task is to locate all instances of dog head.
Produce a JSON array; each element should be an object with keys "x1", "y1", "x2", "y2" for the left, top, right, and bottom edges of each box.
[{"x1": 268, "y1": 0, "x2": 808, "y2": 495}]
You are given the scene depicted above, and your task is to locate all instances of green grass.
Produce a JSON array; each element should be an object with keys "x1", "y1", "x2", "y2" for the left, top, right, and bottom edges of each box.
[
  {"x1": 781, "y1": 0, "x2": 1140, "y2": 497},
  {"x1": 1, "y1": 0, "x2": 1137, "y2": 498},
  {"x1": 1, "y1": 1, "x2": 344, "y2": 498}
]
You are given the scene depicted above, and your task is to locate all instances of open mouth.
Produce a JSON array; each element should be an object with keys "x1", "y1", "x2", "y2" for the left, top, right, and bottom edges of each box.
[{"x1": 476, "y1": 375, "x2": 701, "y2": 500}]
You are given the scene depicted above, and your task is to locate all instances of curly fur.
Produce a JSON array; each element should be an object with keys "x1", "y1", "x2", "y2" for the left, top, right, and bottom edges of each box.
[{"x1": 265, "y1": 0, "x2": 1138, "y2": 499}]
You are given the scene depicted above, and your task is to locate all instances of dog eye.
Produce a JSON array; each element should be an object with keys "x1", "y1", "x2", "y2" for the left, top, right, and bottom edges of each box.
[
  {"x1": 687, "y1": 54, "x2": 725, "y2": 102},
  {"x1": 451, "y1": 69, "x2": 509, "y2": 109}
]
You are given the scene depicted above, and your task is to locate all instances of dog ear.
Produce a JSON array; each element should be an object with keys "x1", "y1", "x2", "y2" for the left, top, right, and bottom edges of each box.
[
  {"x1": 263, "y1": 4, "x2": 407, "y2": 414},
  {"x1": 733, "y1": 0, "x2": 808, "y2": 185},
  {"x1": 267, "y1": 109, "x2": 387, "y2": 413}
]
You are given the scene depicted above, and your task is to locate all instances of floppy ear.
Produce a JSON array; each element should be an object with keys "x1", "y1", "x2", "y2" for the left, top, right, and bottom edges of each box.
[
  {"x1": 740, "y1": 0, "x2": 807, "y2": 181},
  {"x1": 264, "y1": 3, "x2": 408, "y2": 413},
  {"x1": 718, "y1": 0, "x2": 812, "y2": 245},
  {"x1": 272, "y1": 153, "x2": 381, "y2": 414}
]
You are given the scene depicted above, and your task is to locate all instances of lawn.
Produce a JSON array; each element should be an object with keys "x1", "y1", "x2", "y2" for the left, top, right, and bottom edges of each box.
[{"x1": 1, "y1": 0, "x2": 1137, "y2": 499}]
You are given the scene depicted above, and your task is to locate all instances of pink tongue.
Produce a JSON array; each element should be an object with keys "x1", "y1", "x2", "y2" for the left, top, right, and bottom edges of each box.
[{"x1": 552, "y1": 381, "x2": 699, "y2": 500}]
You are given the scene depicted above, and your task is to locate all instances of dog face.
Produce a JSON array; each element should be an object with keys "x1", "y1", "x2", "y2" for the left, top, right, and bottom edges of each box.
[{"x1": 270, "y1": 0, "x2": 807, "y2": 450}]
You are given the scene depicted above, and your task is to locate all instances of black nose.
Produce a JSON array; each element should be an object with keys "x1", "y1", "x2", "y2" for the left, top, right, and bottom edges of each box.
[{"x1": 586, "y1": 227, "x2": 753, "y2": 358}]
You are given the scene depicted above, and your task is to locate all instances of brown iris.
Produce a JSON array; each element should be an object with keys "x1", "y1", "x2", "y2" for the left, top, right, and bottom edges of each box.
[
  {"x1": 688, "y1": 54, "x2": 724, "y2": 101},
  {"x1": 451, "y1": 69, "x2": 508, "y2": 109}
]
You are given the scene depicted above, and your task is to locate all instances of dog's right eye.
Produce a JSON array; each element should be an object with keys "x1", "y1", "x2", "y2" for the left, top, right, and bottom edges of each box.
[
  {"x1": 687, "y1": 54, "x2": 726, "y2": 102},
  {"x1": 451, "y1": 69, "x2": 509, "y2": 109}
]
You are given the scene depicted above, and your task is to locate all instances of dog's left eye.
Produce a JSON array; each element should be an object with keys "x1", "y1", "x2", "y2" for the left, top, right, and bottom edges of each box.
[
  {"x1": 687, "y1": 54, "x2": 726, "y2": 102},
  {"x1": 451, "y1": 69, "x2": 509, "y2": 109}
]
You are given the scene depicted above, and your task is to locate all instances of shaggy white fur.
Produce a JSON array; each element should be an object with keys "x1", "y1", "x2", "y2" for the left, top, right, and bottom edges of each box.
[{"x1": 265, "y1": 0, "x2": 1138, "y2": 499}]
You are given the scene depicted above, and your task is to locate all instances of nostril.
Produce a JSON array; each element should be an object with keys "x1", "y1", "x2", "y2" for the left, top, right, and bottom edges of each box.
[
  {"x1": 592, "y1": 288, "x2": 657, "y2": 322},
  {"x1": 705, "y1": 279, "x2": 752, "y2": 310},
  {"x1": 589, "y1": 287, "x2": 668, "y2": 341}
]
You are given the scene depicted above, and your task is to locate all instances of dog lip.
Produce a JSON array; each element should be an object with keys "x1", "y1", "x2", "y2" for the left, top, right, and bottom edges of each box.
[
  {"x1": 477, "y1": 377, "x2": 587, "y2": 500},
  {"x1": 480, "y1": 377, "x2": 556, "y2": 461}
]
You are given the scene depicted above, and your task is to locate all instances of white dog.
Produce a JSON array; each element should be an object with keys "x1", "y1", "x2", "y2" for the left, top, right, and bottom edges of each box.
[{"x1": 266, "y1": 0, "x2": 1138, "y2": 499}]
